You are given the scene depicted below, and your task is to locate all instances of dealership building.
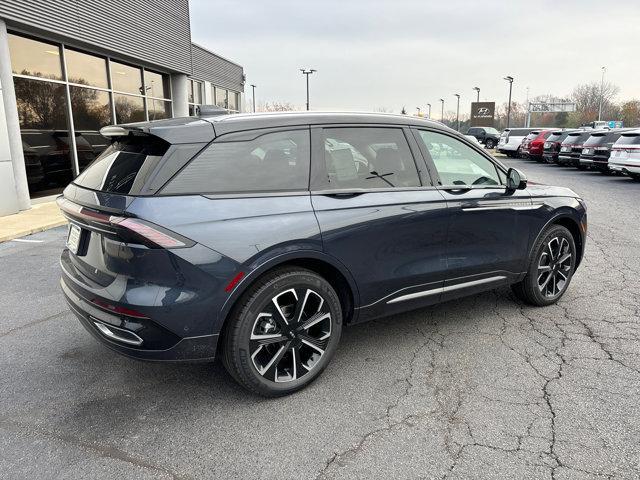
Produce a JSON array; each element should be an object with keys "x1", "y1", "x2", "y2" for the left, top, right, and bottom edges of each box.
[{"x1": 0, "y1": 0, "x2": 245, "y2": 216}]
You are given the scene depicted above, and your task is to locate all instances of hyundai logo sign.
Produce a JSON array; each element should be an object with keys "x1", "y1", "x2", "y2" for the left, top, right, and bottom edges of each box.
[{"x1": 470, "y1": 102, "x2": 495, "y2": 127}]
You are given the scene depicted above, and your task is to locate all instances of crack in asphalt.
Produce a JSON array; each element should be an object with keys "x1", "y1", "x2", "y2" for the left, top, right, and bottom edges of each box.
[{"x1": 0, "y1": 310, "x2": 68, "y2": 338}]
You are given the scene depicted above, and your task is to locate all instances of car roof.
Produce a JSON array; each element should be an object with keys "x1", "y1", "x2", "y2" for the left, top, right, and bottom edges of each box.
[{"x1": 200, "y1": 111, "x2": 455, "y2": 136}]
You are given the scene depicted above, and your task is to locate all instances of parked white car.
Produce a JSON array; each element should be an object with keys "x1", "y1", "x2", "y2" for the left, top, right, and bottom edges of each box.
[
  {"x1": 497, "y1": 128, "x2": 537, "y2": 157},
  {"x1": 609, "y1": 129, "x2": 640, "y2": 180}
]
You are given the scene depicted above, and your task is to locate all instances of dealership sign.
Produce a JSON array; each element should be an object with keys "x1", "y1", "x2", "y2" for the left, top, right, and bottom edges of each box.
[
  {"x1": 529, "y1": 102, "x2": 576, "y2": 113},
  {"x1": 470, "y1": 102, "x2": 495, "y2": 127}
]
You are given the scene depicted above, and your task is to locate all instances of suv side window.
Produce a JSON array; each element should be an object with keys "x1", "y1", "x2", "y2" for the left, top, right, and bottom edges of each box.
[
  {"x1": 417, "y1": 130, "x2": 502, "y2": 187},
  {"x1": 162, "y1": 129, "x2": 310, "y2": 194},
  {"x1": 318, "y1": 127, "x2": 421, "y2": 190}
]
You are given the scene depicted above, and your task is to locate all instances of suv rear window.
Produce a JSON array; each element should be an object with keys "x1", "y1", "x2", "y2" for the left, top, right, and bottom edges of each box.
[
  {"x1": 73, "y1": 135, "x2": 169, "y2": 194},
  {"x1": 163, "y1": 129, "x2": 311, "y2": 194},
  {"x1": 507, "y1": 129, "x2": 532, "y2": 137},
  {"x1": 547, "y1": 132, "x2": 565, "y2": 142},
  {"x1": 525, "y1": 132, "x2": 540, "y2": 140},
  {"x1": 615, "y1": 133, "x2": 640, "y2": 146},
  {"x1": 583, "y1": 133, "x2": 610, "y2": 146}
]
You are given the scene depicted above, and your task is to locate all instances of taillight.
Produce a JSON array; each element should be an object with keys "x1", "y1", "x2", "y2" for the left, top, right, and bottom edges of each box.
[
  {"x1": 57, "y1": 198, "x2": 193, "y2": 249},
  {"x1": 110, "y1": 217, "x2": 188, "y2": 248}
]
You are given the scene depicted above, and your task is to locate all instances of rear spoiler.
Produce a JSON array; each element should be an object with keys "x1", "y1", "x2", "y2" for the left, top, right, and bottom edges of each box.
[{"x1": 100, "y1": 116, "x2": 215, "y2": 144}]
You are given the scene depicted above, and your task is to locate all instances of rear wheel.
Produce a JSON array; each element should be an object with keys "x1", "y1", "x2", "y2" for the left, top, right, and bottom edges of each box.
[
  {"x1": 512, "y1": 225, "x2": 576, "y2": 306},
  {"x1": 629, "y1": 173, "x2": 640, "y2": 181},
  {"x1": 577, "y1": 164, "x2": 588, "y2": 171},
  {"x1": 485, "y1": 139, "x2": 496, "y2": 149},
  {"x1": 222, "y1": 268, "x2": 342, "y2": 397}
]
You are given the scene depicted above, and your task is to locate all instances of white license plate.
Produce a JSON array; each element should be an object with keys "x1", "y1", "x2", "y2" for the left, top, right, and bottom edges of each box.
[{"x1": 67, "y1": 224, "x2": 82, "y2": 254}]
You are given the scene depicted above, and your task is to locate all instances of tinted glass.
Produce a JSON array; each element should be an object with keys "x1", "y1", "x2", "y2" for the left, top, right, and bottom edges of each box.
[
  {"x1": 114, "y1": 94, "x2": 145, "y2": 123},
  {"x1": 484, "y1": 127, "x2": 499, "y2": 135},
  {"x1": 14, "y1": 77, "x2": 72, "y2": 194},
  {"x1": 507, "y1": 129, "x2": 532, "y2": 136},
  {"x1": 228, "y1": 91, "x2": 238, "y2": 110},
  {"x1": 418, "y1": 130, "x2": 501, "y2": 186},
  {"x1": 144, "y1": 70, "x2": 170, "y2": 99},
  {"x1": 164, "y1": 130, "x2": 311, "y2": 194},
  {"x1": 69, "y1": 86, "x2": 112, "y2": 171},
  {"x1": 147, "y1": 99, "x2": 172, "y2": 121},
  {"x1": 65, "y1": 49, "x2": 108, "y2": 88},
  {"x1": 525, "y1": 132, "x2": 539, "y2": 140},
  {"x1": 547, "y1": 132, "x2": 565, "y2": 142},
  {"x1": 583, "y1": 133, "x2": 609, "y2": 146},
  {"x1": 111, "y1": 61, "x2": 143, "y2": 94},
  {"x1": 542, "y1": 131, "x2": 552, "y2": 139},
  {"x1": 216, "y1": 87, "x2": 228, "y2": 108},
  {"x1": 8, "y1": 34, "x2": 62, "y2": 80},
  {"x1": 321, "y1": 128, "x2": 420, "y2": 189},
  {"x1": 74, "y1": 136, "x2": 168, "y2": 194},
  {"x1": 615, "y1": 134, "x2": 640, "y2": 146},
  {"x1": 562, "y1": 134, "x2": 582, "y2": 145}
]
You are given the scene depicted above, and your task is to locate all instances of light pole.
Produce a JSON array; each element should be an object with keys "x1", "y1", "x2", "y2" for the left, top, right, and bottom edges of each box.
[
  {"x1": 439, "y1": 98, "x2": 445, "y2": 122},
  {"x1": 454, "y1": 94, "x2": 460, "y2": 131},
  {"x1": 250, "y1": 84, "x2": 256, "y2": 113},
  {"x1": 503, "y1": 76, "x2": 514, "y2": 128},
  {"x1": 598, "y1": 66, "x2": 606, "y2": 121},
  {"x1": 426, "y1": 103, "x2": 431, "y2": 119},
  {"x1": 300, "y1": 68, "x2": 316, "y2": 111},
  {"x1": 473, "y1": 86, "x2": 480, "y2": 102},
  {"x1": 416, "y1": 107, "x2": 421, "y2": 116}
]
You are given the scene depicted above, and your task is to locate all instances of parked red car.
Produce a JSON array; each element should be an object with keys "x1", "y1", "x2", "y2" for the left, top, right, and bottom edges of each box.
[{"x1": 521, "y1": 130, "x2": 554, "y2": 162}]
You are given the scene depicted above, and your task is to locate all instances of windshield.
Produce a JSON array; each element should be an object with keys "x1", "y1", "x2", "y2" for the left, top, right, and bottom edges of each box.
[{"x1": 484, "y1": 127, "x2": 499, "y2": 135}]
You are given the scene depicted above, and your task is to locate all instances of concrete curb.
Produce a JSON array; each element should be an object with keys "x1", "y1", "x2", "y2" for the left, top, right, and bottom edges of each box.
[{"x1": 0, "y1": 201, "x2": 67, "y2": 243}]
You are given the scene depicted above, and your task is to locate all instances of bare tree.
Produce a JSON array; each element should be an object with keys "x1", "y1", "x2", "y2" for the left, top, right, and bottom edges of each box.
[
  {"x1": 571, "y1": 81, "x2": 619, "y2": 124},
  {"x1": 258, "y1": 101, "x2": 298, "y2": 112}
]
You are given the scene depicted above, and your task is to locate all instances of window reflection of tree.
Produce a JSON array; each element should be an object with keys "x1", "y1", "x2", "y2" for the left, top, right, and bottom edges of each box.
[{"x1": 14, "y1": 72, "x2": 67, "y2": 129}]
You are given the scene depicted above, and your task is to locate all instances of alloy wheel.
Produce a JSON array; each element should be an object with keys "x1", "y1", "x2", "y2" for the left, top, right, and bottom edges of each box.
[
  {"x1": 250, "y1": 288, "x2": 332, "y2": 383},
  {"x1": 537, "y1": 236, "x2": 572, "y2": 298}
]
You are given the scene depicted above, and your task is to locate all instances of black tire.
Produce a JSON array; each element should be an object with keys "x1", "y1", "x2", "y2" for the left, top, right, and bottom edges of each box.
[
  {"x1": 516, "y1": 146, "x2": 522, "y2": 158},
  {"x1": 577, "y1": 164, "x2": 588, "y2": 171},
  {"x1": 222, "y1": 267, "x2": 342, "y2": 397},
  {"x1": 629, "y1": 173, "x2": 640, "y2": 181},
  {"x1": 485, "y1": 139, "x2": 495, "y2": 149},
  {"x1": 511, "y1": 225, "x2": 576, "y2": 306}
]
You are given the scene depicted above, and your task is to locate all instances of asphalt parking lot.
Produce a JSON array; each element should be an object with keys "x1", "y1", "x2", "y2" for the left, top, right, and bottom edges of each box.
[{"x1": 1, "y1": 158, "x2": 639, "y2": 480}]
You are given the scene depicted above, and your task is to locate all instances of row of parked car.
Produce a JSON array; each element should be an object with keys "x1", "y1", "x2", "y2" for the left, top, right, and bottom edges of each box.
[{"x1": 493, "y1": 127, "x2": 640, "y2": 180}]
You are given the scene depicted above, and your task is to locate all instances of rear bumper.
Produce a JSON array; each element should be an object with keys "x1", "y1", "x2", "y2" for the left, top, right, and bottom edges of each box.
[
  {"x1": 61, "y1": 276, "x2": 218, "y2": 362},
  {"x1": 558, "y1": 154, "x2": 579, "y2": 166},
  {"x1": 610, "y1": 163, "x2": 640, "y2": 174},
  {"x1": 542, "y1": 152, "x2": 558, "y2": 163},
  {"x1": 580, "y1": 154, "x2": 609, "y2": 168}
]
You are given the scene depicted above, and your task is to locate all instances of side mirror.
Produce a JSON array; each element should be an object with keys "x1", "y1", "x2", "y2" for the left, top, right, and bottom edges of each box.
[{"x1": 507, "y1": 168, "x2": 527, "y2": 190}]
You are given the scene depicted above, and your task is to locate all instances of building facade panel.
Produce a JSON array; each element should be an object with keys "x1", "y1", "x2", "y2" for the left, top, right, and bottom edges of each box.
[
  {"x1": 191, "y1": 44, "x2": 244, "y2": 92},
  {"x1": 0, "y1": 0, "x2": 193, "y2": 74}
]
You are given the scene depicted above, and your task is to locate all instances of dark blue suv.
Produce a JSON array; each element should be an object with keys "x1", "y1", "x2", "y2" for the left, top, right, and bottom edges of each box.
[{"x1": 59, "y1": 112, "x2": 587, "y2": 396}]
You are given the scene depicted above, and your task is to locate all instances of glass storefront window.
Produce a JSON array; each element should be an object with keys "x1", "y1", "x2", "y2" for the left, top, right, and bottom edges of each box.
[
  {"x1": 14, "y1": 77, "x2": 73, "y2": 195},
  {"x1": 147, "y1": 99, "x2": 172, "y2": 121},
  {"x1": 215, "y1": 87, "x2": 227, "y2": 109},
  {"x1": 111, "y1": 61, "x2": 143, "y2": 94},
  {"x1": 65, "y1": 49, "x2": 108, "y2": 88},
  {"x1": 70, "y1": 86, "x2": 112, "y2": 171},
  {"x1": 144, "y1": 70, "x2": 170, "y2": 99},
  {"x1": 189, "y1": 80, "x2": 202, "y2": 104},
  {"x1": 228, "y1": 91, "x2": 238, "y2": 111},
  {"x1": 114, "y1": 94, "x2": 146, "y2": 123},
  {"x1": 8, "y1": 34, "x2": 63, "y2": 80}
]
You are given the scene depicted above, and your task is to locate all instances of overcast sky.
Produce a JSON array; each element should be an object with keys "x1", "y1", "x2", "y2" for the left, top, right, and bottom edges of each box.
[{"x1": 190, "y1": 0, "x2": 640, "y2": 114}]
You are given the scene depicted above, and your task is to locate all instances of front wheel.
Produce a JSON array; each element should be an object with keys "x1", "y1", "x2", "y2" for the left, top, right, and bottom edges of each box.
[
  {"x1": 222, "y1": 268, "x2": 342, "y2": 397},
  {"x1": 512, "y1": 225, "x2": 576, "y2": 306},
  {"x1": 485, "y1": 139, "x2": 495, "y2": 149}
]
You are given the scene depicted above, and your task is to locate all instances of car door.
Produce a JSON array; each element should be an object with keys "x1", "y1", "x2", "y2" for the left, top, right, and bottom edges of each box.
[
  {"x1": 310, "y1": 125, "x2": 449, "y2": 321},
  {"x1": 412, "y1": 128, "x2": 534, "y2": 300}
]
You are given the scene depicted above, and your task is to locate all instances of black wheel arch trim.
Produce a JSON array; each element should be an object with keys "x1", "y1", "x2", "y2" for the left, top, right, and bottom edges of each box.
[
  {"x1": 216, "y1": 250, "x2": 361, "y2": 330},
  {"x1": 527, "y1": 210, "x2": 586, "y2": 269}
]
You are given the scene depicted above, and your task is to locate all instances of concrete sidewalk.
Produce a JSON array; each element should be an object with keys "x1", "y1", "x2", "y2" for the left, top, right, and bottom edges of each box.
[{"x1": 0, "y1": 200, "x2": 66, "y2": 242}]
